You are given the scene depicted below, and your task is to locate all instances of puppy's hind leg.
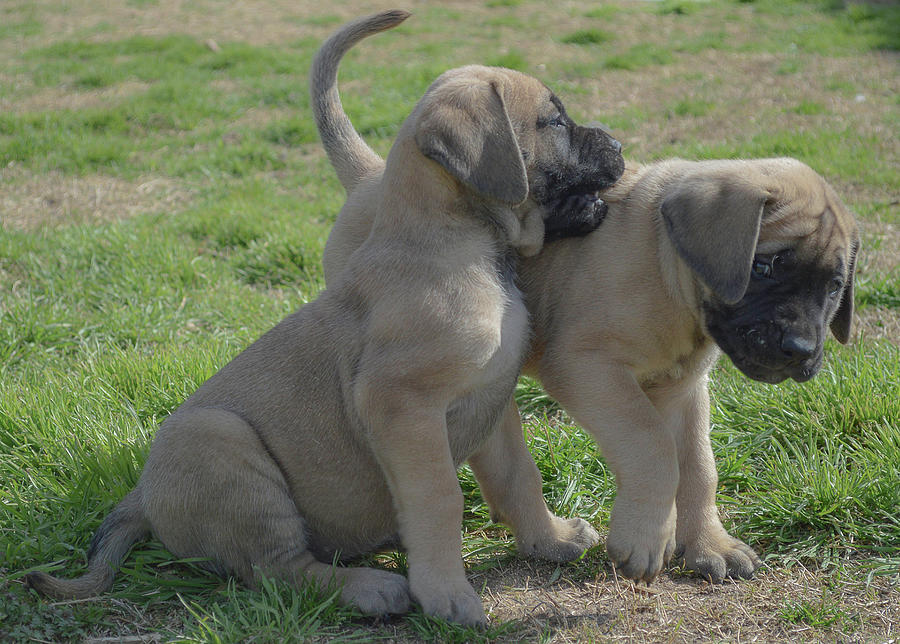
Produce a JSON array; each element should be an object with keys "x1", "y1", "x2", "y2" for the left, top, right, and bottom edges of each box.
[
  {"x1": 144, "y1": 408, "x2": 409, "y2": 616},
  {"x1": 467, "y1": 399, "x2": 599, "y2": 562}
]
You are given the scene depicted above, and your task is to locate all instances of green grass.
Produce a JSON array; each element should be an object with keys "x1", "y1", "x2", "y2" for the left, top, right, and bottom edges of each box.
[
  {"x1": 790, "y1": 100, "x2": 829, "y2": 115},
  {"x1": 651, "y1": 127, "x2": 899, "y2": 208},
  {"x1": 1, "y1": 0, "x2": 898, "y2": 641},
  {"x1": 779, "y1": 595, "x2": 857, "y2": 629},
  {"x1": 603, "y1": 43, "x2": 674, "y2": 70},
  {"x1": 708, "y1": 344, "x2": 900, "y2": 571},
  {"x1": 668, "y1": 98, "x2": 715, "y2": 118},
  {"x1": 560, "y1": 29, "x2": 612, "y2": 46},
  {"x1": 487, "y1": 50, "x2": 529, "y2": 72},
  {"x1": 174, "y1": 577, "x2": 369, "y2": 643}
]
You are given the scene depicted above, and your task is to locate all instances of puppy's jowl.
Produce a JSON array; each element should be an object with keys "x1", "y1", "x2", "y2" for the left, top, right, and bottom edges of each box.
[
  {"x1": 26, "y1": 11, "x2": 624, "y2": 626},
  {"x1": 327, "y1": 157, "x2": 859, "y2": 585}
]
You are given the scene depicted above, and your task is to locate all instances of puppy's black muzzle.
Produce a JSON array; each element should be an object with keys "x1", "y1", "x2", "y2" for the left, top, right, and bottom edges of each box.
[
  {"x1": 706, "y1": 306, "x2": 826, "y2": 384},
  {"x1": 538, "y1": 123, "x2": 625, "y2": 241},
  {"x1": 569, "y1": 124, "x2": 626, "y2": 190},
  {"x1": 534, "y1": 122, "x2": 625, "y2": 205}
]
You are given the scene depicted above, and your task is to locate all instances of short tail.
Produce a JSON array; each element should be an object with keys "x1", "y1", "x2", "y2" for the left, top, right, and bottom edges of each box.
[
  {"x1": 309, "y1": 9, "x2": 410, "y2": 192},
  {"x1": 25, "y1": 488, "x2": 149, "y2": 599}
]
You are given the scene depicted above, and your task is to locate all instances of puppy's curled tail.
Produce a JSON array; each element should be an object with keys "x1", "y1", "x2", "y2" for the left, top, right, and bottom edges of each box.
[
  {"x1": 310, "y1": 9, "x2": 410, "y2": 192},
  {"x1": 25, "y1": 488, "x2": 149, "y2": 599}
]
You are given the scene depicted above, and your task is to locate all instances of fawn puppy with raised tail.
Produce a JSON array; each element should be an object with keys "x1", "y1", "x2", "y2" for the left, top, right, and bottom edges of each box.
[{"x1": 26, "y1": 10, "x2": 625, "y2": 626}]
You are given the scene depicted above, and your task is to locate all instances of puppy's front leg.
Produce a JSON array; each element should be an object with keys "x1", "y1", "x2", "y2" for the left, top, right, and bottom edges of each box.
[
  {"x1": 540, "y1": 352, "x2": 679, "y2": 583},
  {"x1": 468, "y1": 398, "x2": 599, "y2": 561},
  {"x1": 363, "y1": 391, "x2": 486, "y2": 626},
  {"x1": 668, "y1": 382, "x2": 763, "y2": 582}
]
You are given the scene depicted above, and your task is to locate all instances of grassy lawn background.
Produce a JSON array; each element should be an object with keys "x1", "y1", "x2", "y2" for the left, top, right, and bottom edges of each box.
[{"x1": 1, "y1": 0, "x2": 897, "y2": 641}]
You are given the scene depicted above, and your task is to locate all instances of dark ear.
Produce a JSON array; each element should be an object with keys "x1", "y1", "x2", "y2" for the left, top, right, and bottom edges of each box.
[
  {"x1": 414, "y1": 79, "x2": 528, "y2": 205},
  {"x1": 830, "y1": 237, "x2": 858, "y2": 344},
  {"x1": 661, "y1": 175, "x2": 769, "y2": 304}
]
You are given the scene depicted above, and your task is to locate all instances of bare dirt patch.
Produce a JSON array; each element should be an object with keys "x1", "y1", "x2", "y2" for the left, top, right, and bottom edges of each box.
[
  {"x1": 0, "y1": 166, "x2": 193, "y2": 230},
  {"x1": 475, "y1": 560, "x2": 898, "y2": 643},
  {"x1": 855, "y1": 309, "x2": 900, "y2": 345},
  {"x1": 320, "y1": 556, "x2": 898, "y2": 643},
  {"x1": 26, "y1": 557, "x2": 895, "y2": 643},
  {"x1": 855, "y1": 220, "x2": 900, "y2": 345},
  {"x1": 860, "y1": 220, "x2": 900, "y2": 276}
]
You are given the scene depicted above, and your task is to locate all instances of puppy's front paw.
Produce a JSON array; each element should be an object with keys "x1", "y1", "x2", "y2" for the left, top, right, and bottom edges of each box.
[
  {"x1": 544, "y1": 194, "x2": 608, "y2": 241},
  {"x1": 340, "y1": 567, "x2": 411, "y2": 615},
  {"x1": 676, "y1": 529, "x2": 762, "y2": 583},
  {"x1": 519, "y1": 515, "x2": 600, "y2": 562},
  {"x1": 411, "y1": 575, "x2": 487, "y2": 626},
  {"x1": 606, "y1": 500, "x2": 676, "y2": 583}
]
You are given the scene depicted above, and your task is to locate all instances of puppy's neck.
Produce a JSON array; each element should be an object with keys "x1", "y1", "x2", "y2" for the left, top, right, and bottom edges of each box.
[
  {"x1": 624, "y1": 160, "x2": 708, "y2": 330},
  {"x1": 468, "y1": 196, "x2": 544, "y2": 257},
  {"x1": 378, "y1": 135, "x2": 459, "y2": 225},
  {"x1": 599, "y1": 159, "x2": 645, "y2": 204}
]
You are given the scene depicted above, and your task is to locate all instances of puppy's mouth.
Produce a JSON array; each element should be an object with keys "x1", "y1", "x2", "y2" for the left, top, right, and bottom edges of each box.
[
  {"x1": 707, "y1": 318, "x2": 825, "y2": 385},
  {"x1": 587, "y1": 193, "x2": 609, "y2": 217},
  {"x1": 542, "y1": 192, "x2": 609, "y2": 241},
  {"x1": 730, "y1": 359, "x2": 821, "y2": 384},
  {"x1": 570, "y1": 171, "x2": 622, "y2": 195},
  {"x1": 721, "y1": 333, "x2": 824, "y2": 384}
]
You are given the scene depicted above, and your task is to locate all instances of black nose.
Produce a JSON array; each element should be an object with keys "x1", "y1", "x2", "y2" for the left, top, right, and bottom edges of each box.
[
  {"x1": 611, "y1": 138, "x2": 622, "y2": 153},
  {"x1": 781, "y1": 332, "x2": 816, "y2": 360}
]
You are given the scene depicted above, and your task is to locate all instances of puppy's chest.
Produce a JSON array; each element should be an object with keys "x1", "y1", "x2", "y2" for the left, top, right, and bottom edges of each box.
[
  {"x1": 470, "y1": 278, "x2": 530, "y2": 389},
  {"x1": 446, "y1": 285, "x2": 529, "y2": 463},
  {"x1": 636, "y1": 331, "x2": 719, "y2": 389},
  {"x1": 450, "y1": 252, "x2": 529, "y2": 388}
]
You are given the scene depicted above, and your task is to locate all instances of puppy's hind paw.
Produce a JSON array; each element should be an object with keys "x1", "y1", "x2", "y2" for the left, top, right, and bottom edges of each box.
[
  {"x1": 412, "y1": 576, "x2": 487, "y2": 627},
  {"x1": 340, "y1": 568, "x2": 411, "y2": 615},
  {"x1": 519, "y1": 515, "x2": 600, "y2": 562}
]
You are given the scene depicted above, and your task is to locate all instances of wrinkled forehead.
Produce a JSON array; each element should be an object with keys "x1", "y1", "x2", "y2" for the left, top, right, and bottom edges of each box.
[
  {"x1": 757, "y1": 180, "x2": 857, "y2": 271},
  {"x1": 496, "y1": 70, "x2": 553, "y2": 112}
]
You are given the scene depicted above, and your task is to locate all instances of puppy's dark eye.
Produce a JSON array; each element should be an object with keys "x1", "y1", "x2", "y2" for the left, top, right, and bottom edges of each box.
[
  {"x1": 828, "y1": 277, "x2": 844, "y2": 297},
  {"x1": 751, "y1": 258, "x2": 773, "y2": 279},
  {"x1": 545, "y1": 114, "x2": 566, "y2": 128}
]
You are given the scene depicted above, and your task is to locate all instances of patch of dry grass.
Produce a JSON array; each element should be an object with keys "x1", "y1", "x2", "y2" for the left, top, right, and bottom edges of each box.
[
  {"x1": 475, "y1": 559, "x2": 899, "y2": 643},
  {"x1": 1, "y1": 79, "x2": 151, "y2": 114},
  {"x1": 24, "y1": 558, "x2": 894, "y2": 643},
  {"x1": 0, "y1": 166, "x2": 192, "y2": 230},
  {"x1": 856, "y1": 220, "x2": 900, "y2": 344}
]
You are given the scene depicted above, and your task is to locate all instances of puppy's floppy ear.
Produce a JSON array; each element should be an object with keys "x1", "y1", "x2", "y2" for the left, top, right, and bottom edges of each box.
[
  {"x1": 661, "y1": 175, "x2": 769, "y2": 304},
  {"x1": 415, "y1": 79, "x2": 528, "y2": 205},
  {"x1": 830, "y1": 236, "x2": 858, "y2": 344}
]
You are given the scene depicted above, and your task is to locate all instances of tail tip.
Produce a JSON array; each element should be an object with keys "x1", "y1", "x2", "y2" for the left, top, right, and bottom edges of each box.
[
  {"x1": 384, "y1": 9, "x2": 412, "y2": 25},
  {"x1": 23, "y1": 571, "x2": 53, "y2": 595}
]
